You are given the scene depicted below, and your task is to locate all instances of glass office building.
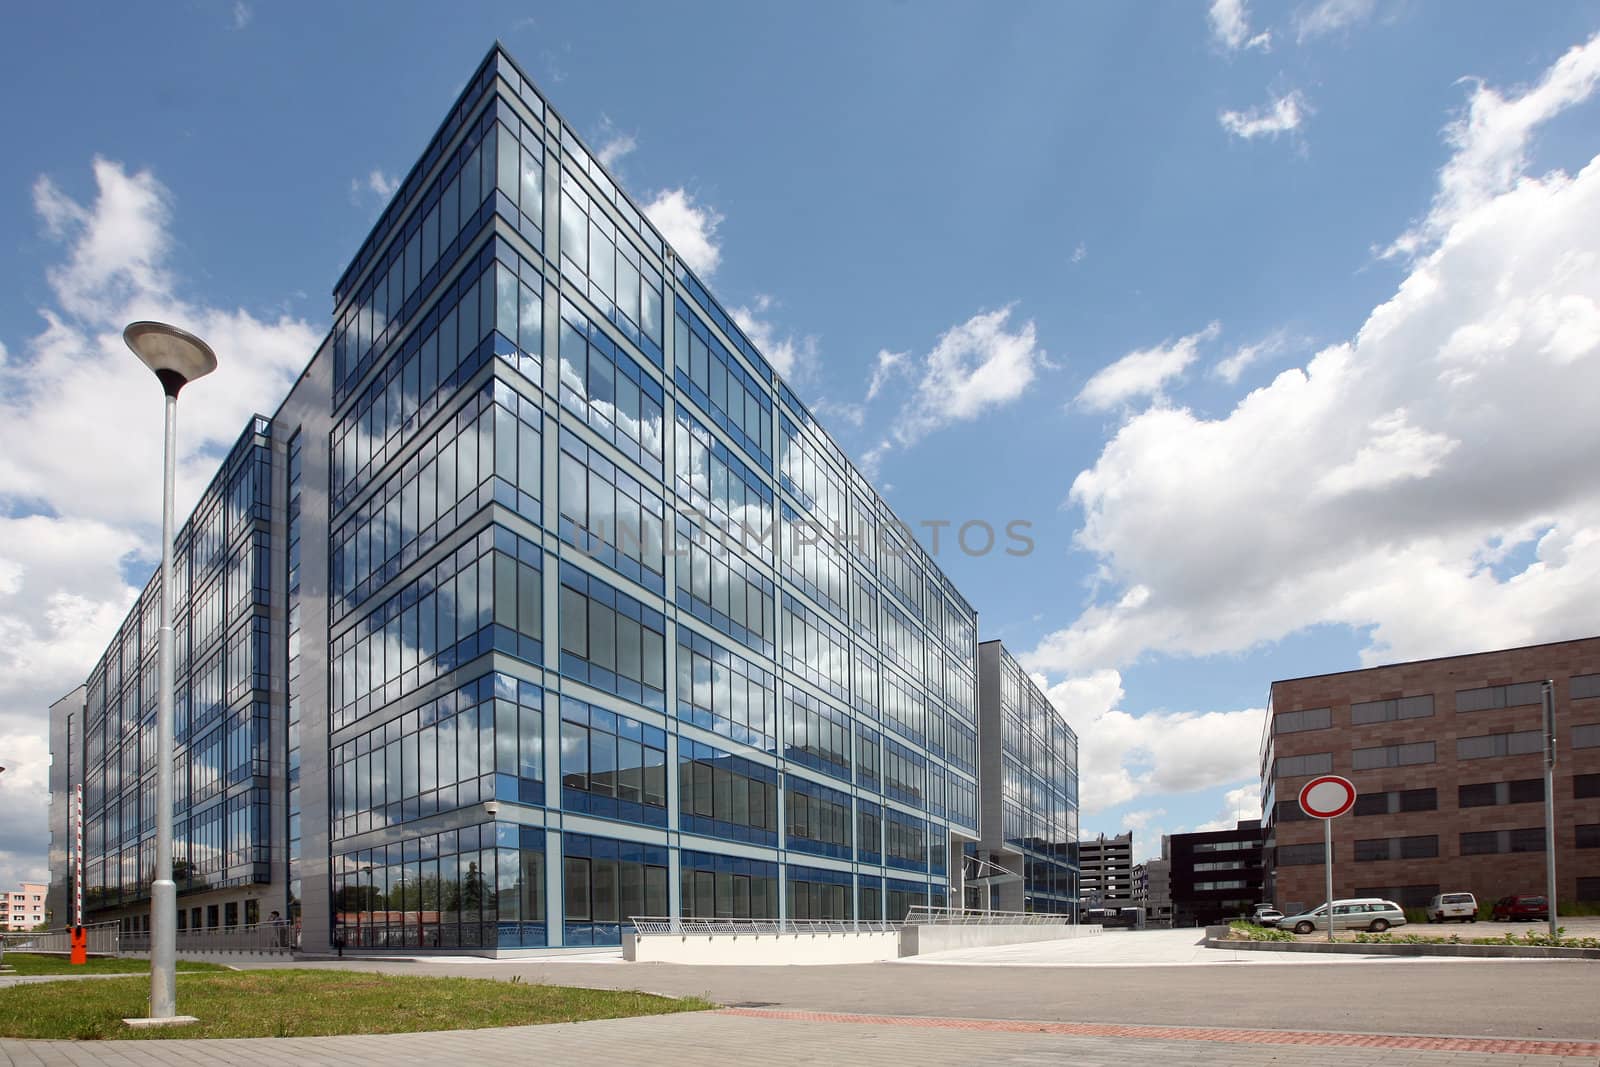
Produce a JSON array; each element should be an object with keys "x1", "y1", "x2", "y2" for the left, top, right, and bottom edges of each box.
[
  {"x1": 49, "y1": 45, "x2": 1067, "y2": 953},
  {"x1": 975, "y1": 641, "x2": 1079, "y2": 914}
]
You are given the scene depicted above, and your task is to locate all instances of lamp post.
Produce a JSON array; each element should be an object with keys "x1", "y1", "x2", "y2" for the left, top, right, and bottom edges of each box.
[{"x1": 124, "y1": 321, "x2": 216, "y2": 1023}]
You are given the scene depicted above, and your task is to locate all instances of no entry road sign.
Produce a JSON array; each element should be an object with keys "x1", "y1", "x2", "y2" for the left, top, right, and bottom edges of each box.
[{"x1": 1298, "y1": 775, "x2": 1357, "y2": 819}]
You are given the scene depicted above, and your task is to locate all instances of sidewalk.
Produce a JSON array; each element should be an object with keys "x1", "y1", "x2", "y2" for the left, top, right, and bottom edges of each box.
[{"x1": 4, "y1": 1011, "x2": 1599, "y2": 1067}]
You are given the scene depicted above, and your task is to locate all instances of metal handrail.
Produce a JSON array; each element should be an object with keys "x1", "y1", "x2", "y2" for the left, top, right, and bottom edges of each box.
[
  {"x1": 121, "y1": 919, "x2": 293, "y2": 955},
  {"x1": 1, "y1": 921, "x2": 121, "y2": 957},
  {"x1": 904, "y1": 905, "x2": 1068, "y2": 927},
  {"x1": 630, "y1": 917, "x2": 902, "y2": 936},
  {"x1": 630, "y1": 906, "x2": 1070, "y2": 937}
]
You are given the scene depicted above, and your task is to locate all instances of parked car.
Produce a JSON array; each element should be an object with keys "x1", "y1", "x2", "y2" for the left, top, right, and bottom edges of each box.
[
  {"x1": 1491, "y1": 895, "x2": 1549, "y2": 921},
  {"x1": 1281, "y1": 898, "x2": 1408, "y2": 935},
  {"x1": 1253, "y1": 908, "x2": 1284, "y2": 927},
  {"x1": 1426, "y1": 892, "x2": 1478, "y2": 923}
]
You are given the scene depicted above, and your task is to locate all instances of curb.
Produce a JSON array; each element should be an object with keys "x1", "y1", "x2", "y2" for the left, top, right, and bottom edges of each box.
[{"x1": 1204, "y1": 929, "x2": 1600, "y2": 960}]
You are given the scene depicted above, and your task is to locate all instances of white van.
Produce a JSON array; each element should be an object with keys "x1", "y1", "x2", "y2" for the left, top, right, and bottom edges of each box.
[{"x1": 1426, "y1": 892, "x2": 1478, "y2": 923}]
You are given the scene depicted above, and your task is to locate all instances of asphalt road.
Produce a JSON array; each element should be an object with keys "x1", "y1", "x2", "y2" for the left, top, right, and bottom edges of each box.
[{"x1": 247, "y1": 943, "x2": 1600, "y2": 1041}]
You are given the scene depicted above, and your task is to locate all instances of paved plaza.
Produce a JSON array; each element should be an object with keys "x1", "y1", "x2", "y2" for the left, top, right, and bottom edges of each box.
[
  {"x1": 3, "y1": 930, "x2": 1598, "y2": 1065},
  {"x1": 2, "y1": 1009, "x2": 1599, "y2": 1067}
]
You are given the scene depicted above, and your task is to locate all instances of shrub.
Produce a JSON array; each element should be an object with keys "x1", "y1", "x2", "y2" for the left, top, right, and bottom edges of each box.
[{"x1": 1228, "y1": 920, "x2": 1295, "y2": 942}]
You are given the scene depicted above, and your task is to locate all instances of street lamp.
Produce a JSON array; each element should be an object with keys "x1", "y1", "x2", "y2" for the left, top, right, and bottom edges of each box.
[{"x1": 125, "y1": 321, "x2": 216, "y2": 1024}]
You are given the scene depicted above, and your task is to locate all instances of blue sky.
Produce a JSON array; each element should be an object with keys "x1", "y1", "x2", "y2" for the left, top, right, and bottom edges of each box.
[{"x1": 2, "y1": 2, "x2": 1600, "y2": 884}]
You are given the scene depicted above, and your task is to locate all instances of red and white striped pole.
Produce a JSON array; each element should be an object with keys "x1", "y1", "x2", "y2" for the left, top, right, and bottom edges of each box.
[{"x1": 74, "y1": 783, "x2": 84, "y2": 928}]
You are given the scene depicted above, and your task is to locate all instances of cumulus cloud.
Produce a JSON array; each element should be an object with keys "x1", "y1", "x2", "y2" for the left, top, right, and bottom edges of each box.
[
  {"x1": 1209, "y1": 0, "x2": 1272, "y2": 52},
  {"x1": 1384, "y1": 34, "x2": 1600, "y2": 259},
  {"x1": 644, "y1": 187, "x2": 723, "y2": 277},
  {"x1": 1219, "y1": 90, "x2": 1308, "y2": 141},
  {"x1": 891, "y1": 305, "x2": 1046, "y2": 447},
  {"x1": 1030, "y1": 36, "x2": 1600, "y2": 681},
  {"x1": 0, "y1": 157, "x2": 319, "y2": 889},
  {"x1": 1036, "y1": 669, "x2": 1265, "y2": 816},
  {"x1": 732, "y1": 294, "x2": 818, "y2": 382},
  {"x1": 1192, "y1": 783, "x2": 1265, "y2": 832},
  {"x1": 1077, "y1": 322, "x2": 1220, "y2": 411}
]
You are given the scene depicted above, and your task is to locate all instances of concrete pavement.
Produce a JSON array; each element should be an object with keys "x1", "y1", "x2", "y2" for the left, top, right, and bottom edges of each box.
[{"x1": 228, "y1": 930, "x2": 1600, "y2": 1041}]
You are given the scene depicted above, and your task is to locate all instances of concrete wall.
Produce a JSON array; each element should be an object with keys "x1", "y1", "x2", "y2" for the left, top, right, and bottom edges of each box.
[
  {"x1": 623, "y1": 922, "x2": 1104, "y2": 964},
  {"x1": 624, "y1": 930, "x2": 902, "y2": 965},
  {"x1": 901, "y1": 922, "x2": 1102, "y2": 955}
]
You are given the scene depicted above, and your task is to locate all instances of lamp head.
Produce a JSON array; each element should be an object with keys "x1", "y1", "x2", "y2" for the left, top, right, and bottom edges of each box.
[{"x1": 123, "y1": 321, "x2": 218, "y2": 397}]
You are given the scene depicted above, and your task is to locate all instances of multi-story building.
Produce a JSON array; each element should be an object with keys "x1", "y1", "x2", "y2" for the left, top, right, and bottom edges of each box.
[
  {"x1": 1167, "y1": 820, "x2": 1263, "y2": 926},
  {"x1": 1134, "y1": 853, "x2": 1172, "y2": 927},
  {"x1": 3, "y1": 883, "x2": 47, "y2": 931},
  {"x1": 1262, "y1": 637, "x2": 1600, "y2": 915},
  {"x1": 973, "y1": 641, "x2": 1078, "y2": 914},
  {"x1": 44, "y1": 43, "x2": 1049, "y2": 954},
  {"x1": 1076, "y1": 831, "x2": 1133, "y2": 918}
]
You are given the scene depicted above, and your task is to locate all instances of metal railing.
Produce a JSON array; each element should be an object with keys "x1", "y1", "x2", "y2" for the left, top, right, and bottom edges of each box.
[
  {"x1": 121, "y1": 920, "x2": 293, "y2": 955},
  {"x1": 630, "y1": 917, "x2": 901, "y2": 937},
  {"x1": 1, "y1": 921, "x2": 121, "y2": 957},
  {"x1": 904, "y1": 905, "x2": 1068, "y2": 927}
]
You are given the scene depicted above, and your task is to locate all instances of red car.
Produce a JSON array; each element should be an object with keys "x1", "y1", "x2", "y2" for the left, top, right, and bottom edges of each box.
[{"x1": 1491, "y1": 895, "x2": 1549, "y2": 921}]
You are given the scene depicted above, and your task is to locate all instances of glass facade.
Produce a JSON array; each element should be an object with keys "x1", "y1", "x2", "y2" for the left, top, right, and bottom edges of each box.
[
  {"x1": 75, "y1": 419, "x2": 276, "y2": 930},
  {"x1": 976, "y1": 641, "x2": 1080, "y2": 915},
  {"x1": 51, "y1": 44, "x2": 1074, "y2": 952}
]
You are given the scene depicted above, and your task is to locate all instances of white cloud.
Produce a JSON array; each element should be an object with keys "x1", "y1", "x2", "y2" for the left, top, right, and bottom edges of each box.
[
  {"x1": 1036, "y1": 669, "x2": 1266, "y2": 815},
  {"x1": 232, "y1": 1, "x2": 252, "y2": 28},
  {"x1": 1384, "y1": 34, "x2": 1600, "y2": 259},
  {"x1": 810, "y1": 399, "x2": 865, "y2": 428},
  {"x1": 594, "y1": 115, "x2": 637, "y2": 169},
  {"x1": 349, "y1": 169, "x2": 399, "y2": 206},
  {"x1": 1294, "y1": 0, "x2": 1376, "y2": 42},
  {"x1": 1077, "y1": 322, "x2": 1220, "y2": 411},
  {"x1": 859, "y1": 439, "x2": 893, "y2": 479},
  {"x1": 644, "y1": 188, "x2": 723, "y2": 277},
  {"x1": 1209, "y1": 0, "x2": 1272, "y2": 52},
  {"x1": 1031, "y1": 36, "x2": 1600, "y2": 678},
  {"x1": 1192, "y1": 784, "x2": 1265, "y2": 832},
  {"x1": 1214, "y1": 329, "x2": 1293, "y2": 383},
  {"x1": 891, "y1": 305, "x2": 1046, "y2": 447},
  {"x1": 0, "y1": 157, "x2": 319, "y2": 890},
  {"x1": 1071, "y1": 242, "x2": 1089, "y2": 264},
  {"x1": 1219, "y1": 90, "x2": 1308, "y2": 141},
  {"x1": 865, "y1": 348, "x2": 907, "y2": 402},
  {"x1": 731, "y1": 294, "x2": 818, "y2": 381}
]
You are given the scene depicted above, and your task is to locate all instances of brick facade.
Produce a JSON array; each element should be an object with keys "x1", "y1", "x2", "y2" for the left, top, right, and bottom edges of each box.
[{"x1": 1262, "y1": 637, "x2": 1600, "y2": 914}]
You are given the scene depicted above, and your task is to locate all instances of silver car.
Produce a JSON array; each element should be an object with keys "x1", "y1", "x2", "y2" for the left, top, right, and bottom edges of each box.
[{"x1": 1282, "y1": 898, "x2": 1408, "y2": 934}]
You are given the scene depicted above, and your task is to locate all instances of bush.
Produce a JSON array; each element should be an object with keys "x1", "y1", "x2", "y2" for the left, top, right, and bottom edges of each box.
[{"x1": 1228, "y1": 920, "x2": 1296, "y2": 942}]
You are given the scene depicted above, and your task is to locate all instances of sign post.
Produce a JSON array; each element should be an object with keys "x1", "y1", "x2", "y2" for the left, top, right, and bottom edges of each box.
[
  {"x1": 1299, "y1": 774, "x2": 1357, "y2": 944},
  {"x1": 1542, "y1": 681, "x2": 1558, "y2": 939}
]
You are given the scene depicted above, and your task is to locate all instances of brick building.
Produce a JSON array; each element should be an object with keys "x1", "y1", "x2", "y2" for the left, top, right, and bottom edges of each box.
[{"x1": 1262, "y1": 637, "x2": 1600, "y2": 914}]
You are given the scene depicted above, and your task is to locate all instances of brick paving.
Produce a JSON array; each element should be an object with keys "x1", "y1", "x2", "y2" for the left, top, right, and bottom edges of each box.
[
  {"x1": 722, "y1": 1008, "x2": 1600, "y2": 1058},
  {"x1": 3, "y1": 1011, "x2": 1599, "y2": 1066}
]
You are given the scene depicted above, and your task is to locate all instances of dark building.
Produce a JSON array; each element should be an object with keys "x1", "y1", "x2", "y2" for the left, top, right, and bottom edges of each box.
[
  {"x1": 1262, "y1": 636, "x2": 1600, "y2": 915},
  {"x1": 1167, "y1": 820, "x2": 1264, "y2": 926}
]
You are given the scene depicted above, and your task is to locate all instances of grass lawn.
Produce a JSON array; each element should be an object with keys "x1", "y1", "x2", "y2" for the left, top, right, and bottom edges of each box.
[
  {"x1": 2, "y1": 954, "x2": 228, "y2": 977},
  {"x1": 0, "y1": 968, "x2": 715, "y2": 1040}
]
